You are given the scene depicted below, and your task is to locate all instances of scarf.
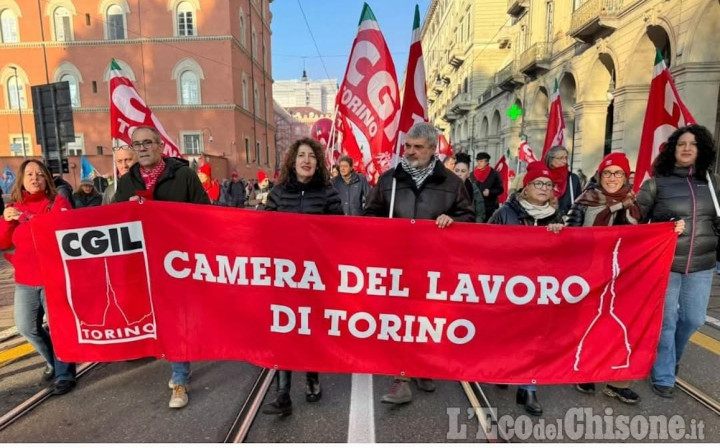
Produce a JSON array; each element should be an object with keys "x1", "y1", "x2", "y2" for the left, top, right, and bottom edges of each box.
[
  {"x1": 139, "y1": 158, "x2": 166, "y2": 193},
  {"x1": 550, "y1": 166, "x2": 569, "y2": 198},
  {"x1": 474, "y1": 166, "x2": 491, "y2": 183},
  {"x1": 575, "y1": 185, "x2": 641, "y2": 226},
  {"x1": 400, "y1": 157, "x2": 437, "y2": 189},
  {"x1": 519, "y1": 198, "x2": 557, "y2": 221}
]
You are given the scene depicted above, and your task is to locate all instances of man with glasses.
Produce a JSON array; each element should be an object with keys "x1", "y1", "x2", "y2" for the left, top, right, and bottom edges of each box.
[
  {"x1": 114, "y1": 126, "x2": 209, "y2": 409},
  {"x1": 364, "y1": 122, "x2": 474, "y2": 405},
  {"x1": 471, "y1": 152, "x2": 504, "y2": 222},
  {"x1": 103, "y1": 145, "x2": 137, "y2": 204},
  {"x1": 543, "y1": 146, "x2": 582, "y2": 216}
]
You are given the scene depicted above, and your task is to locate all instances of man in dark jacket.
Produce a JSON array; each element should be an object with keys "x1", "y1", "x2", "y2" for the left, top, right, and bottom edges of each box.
[
  {"x1": 471, "y1": 152, "x2": 503, "y2": 221},
  {"x1": 364, "y1": 122, "x2": 474, "y2": 405},
  {"x1": 115, "y1": 126, "x2": 209, "y2": 410},
  {"x1": 332, "y1": 156, "x2": 370, "y2": 216},
  {"x1": 220, "y1": 171, "x2": 246, "y2": 207}
]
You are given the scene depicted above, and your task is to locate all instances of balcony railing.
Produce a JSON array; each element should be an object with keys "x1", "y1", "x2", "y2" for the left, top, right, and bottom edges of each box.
[
  {"x1": 569, "y1": 0, "x2": 623, "y2": 42},
  {"x1": 449, "y1": 93, "x2": 474, "y2": 115},
  {"x1": 495, "y1": 61, "x2": 525, "y2": 92},
  {"x1": 507, "y1": 0, "x2": 529, "y2": 17},
  {"x1": 518, "y1": 42, "x2": 551, "y2": 75},
  {"x1": 449, "y1": 47, "x2": 465, "y2": 68}
]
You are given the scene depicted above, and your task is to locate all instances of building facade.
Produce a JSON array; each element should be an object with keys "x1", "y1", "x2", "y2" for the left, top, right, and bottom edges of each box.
[
  {"x1": 273, "y1": 101, "x2": 309, "y2": 175},
  {"x1": 422, "y1": 0, "x2": 720, "y2": 176},
  {"x1": 273, "y1": 71, "x2": 338, "y2": 115},
  {"x1": 0, "y1": 0, "x2": 275, "y2": 185}
]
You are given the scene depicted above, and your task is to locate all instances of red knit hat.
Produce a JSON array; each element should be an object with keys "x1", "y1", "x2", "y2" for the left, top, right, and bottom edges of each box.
[
  {"x1": 598, "y1": 152, "x2": 631, "y2": 178},
  {"x1": 198, "y1": 163, "x2": 212, "y2": 177},
  {"x1": 257, "y1": 171, "x2": 268, "y2": 183},
  {"x1": 523, "y1": 161, "x2": 552, "y2": 187},
  {"x1": 231, "y1": 170, "x2": 238, "y2": 179}
]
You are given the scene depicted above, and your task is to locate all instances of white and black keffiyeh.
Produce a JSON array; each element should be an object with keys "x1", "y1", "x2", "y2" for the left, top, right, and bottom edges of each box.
[{"x1": 400, "y1": 156, "x2": 437, "y2": 189}]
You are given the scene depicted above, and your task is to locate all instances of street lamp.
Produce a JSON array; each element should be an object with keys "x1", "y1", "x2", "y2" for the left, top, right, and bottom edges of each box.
[{"x1": 9, "y1": 66, "x2": 27, "y2": 159}]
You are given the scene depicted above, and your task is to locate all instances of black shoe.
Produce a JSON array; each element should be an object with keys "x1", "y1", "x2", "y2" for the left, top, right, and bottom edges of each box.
[
  {"x1": 575, "y1": 383, "x2": 596, "y2": 394},
  {"x1": 651, "y1": 384, "x2": 674, "y2": 399},
  {"x1": 51, "y1": 380, "x2": 76, "y2": 396},
  {"x1": 41, "y1": 366, "x2": 55, "y2": 383},
  {"x1": 516, "y1": 389, "x2": 543, "y2": 416},
  {"x1": 604, "y1": 385, "x2": 640, "y2": 404},
  {"x1": 675, "y1": 364, "x2": 679, "y2": 376},
  {"x1": 262, "y1": 393, "x2": 292, "y2": 415},
  {"x1": 305, "y1": 377, "x2": 322, "y2": 402},
  {"x1": 495, "y1": 384, "x2": 509, "y2": 389}
]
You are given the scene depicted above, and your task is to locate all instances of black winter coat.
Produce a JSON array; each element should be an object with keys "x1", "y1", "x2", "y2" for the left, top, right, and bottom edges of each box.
[
  {"x1": 363, "y1": 162, "x2": 474, "y2": 222},
  {"x1": 265, "y1": 173, "x2": 344, "y2": 215},
  {"x1": 471, "y1": 168, "x2": 503, "y2": 220},
  {"x1": 637, "y1": 167, "x2": 720, "y2": 273},
  {"x1": 556, "y1": 172, "x2": 583, "y2": 217},
  {"x1": 73, "y1": 191, "x2": 102, "y2": 208},
  {"x1": 488, "y1": 194, "x2": 563, "y2": 226},
  {"x1": 332, "y1": 171, "x2": 371, "y2": 216},
  {"x1": 115, "y1": 157, "x2": 210, "y2": 205}
]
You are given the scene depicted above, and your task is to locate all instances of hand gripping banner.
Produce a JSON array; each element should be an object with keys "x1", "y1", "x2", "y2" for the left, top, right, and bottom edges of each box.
[{"x1": 31, "y1": 202, "x2": 676, "y2": 385}]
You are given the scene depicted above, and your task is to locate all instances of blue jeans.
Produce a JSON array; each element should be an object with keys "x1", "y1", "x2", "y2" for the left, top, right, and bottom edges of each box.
[
  {"x1": 170, "y1": 362, "x2": 191, "y2": 385},
  {"x1": 651, "y1": 269, "x2": 713, "y2": 387},
  {"x1": 14, "y1": 284, "x2": 76, "y2": 382}
]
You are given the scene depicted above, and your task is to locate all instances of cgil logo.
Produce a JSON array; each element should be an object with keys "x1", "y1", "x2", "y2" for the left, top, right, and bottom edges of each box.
[{"x1": 58, "y1": 223, "x2": 144, "y2": 259}]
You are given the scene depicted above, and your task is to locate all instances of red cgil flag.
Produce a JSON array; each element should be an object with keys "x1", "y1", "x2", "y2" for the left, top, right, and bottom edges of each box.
[
  {"x1": 541, "y1": 79, "x2": 566, "y2": 160},
  {"x1": 336, "y1": 3, "x2": 400, "y2": 178},
  {"x1": 495, "y1": 155, "x2": 510, "y2": 204},
  {"x1": 634, "y1": 49, "x2": 695, "y2": 192},
  {"x1": 109, "y1": 59, "x2": 182, "y2": 158},
  {"x1": 394, "y1": 4, "x2": 429, "y2": 166},
  {"x1": 437, "y1": 134, "x2": 453, "y2": 160},
  {"x1": 518, "y1": 140, "x2": 538, "y2": 164}
]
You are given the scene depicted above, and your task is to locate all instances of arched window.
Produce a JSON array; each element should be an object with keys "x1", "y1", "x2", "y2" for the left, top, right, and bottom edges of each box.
[
  {"x1": 0, "y1": 9, "x2": 19, "y2": 43},
  {"x1": 242, "y1": 74, "x2": 248, "y2": 109},
  {"x1": 239, "y1": 7, "x2": 246, "y2": 47},
  {"x1": 106, "y1": 4, "x2": 126, "y2": 39},
  {"x1": 177, "y1": 1, "x2": 195, "y2": 36},
  {"x1": 7, "y1": 75, "x2": 25, "y2": 109},
  {"x1": 53, "y1": 6, "x2": 72, "y2": 41},
  {"x1": 251, "y1": 25, "x2": 257, "y2": 59},
  {"x1": 179, "y1": 71, "x2": 199, "y2": 105},
  {"x1": 60, "y1": 73, "x2": 80, "y2": 107}
]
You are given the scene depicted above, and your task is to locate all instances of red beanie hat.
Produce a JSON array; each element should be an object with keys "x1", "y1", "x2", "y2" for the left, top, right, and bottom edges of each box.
[
  {"x1": 598, "y1": 152, "x2": 631, "y2": 178},
  {"x1": 523, "y1": 161, "x2": 552, "y2": 187},
  {"x1": 257, "y1": 171, "x2": 268, "y2": 183},
  {"x1": 231, "y1": 170, "x2": 238, "y2": 179},
  {"x1": 198, "y1": 163, "x2": 212, "y2": 177}
]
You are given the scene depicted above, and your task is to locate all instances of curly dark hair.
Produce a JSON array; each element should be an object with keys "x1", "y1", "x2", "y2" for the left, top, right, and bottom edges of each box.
[
  {"x1": 277, "y1": 137, "x2": 331, "y2": 185},
  {"x1": 653, "y1": 125, "x2": 716, "y2": 179}
]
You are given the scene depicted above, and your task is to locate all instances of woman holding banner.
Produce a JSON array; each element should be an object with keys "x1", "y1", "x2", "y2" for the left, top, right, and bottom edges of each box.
[
  {"x1": 544, "y1": 146, "x2": 582, "y2": 216},
  {"x1": 0, "y1": 160, "x2": 77, "y2": 395},
  {"x1": 261, "y1": 137, "x2": 343, "y2": 416},
  {"x1": 488, "y1": 161, "x2": 564, "y2": 416},
  {"x1": 636, "y1": 124, "x2": 717, "y2": 399},
  {"x1": 566, "y1": 153, "x2": 685, "y2": 404}
]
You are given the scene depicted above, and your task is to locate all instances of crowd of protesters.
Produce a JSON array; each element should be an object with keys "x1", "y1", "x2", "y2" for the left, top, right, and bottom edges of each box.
[{"x1": 0, "y1": 122, "x2": 715, "y2": 420}]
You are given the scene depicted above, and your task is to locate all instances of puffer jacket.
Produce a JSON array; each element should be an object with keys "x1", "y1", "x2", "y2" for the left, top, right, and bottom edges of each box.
[
  {"x1": 363, "y1": 162, "x2": 474, "y2": 222},
  {"x1": 637, "y1": 167, "x2": 720, "y2": 273},
  {"x1": 488, "y1": 194, "x2": 563, "y2": 226},
  {"x1": 265, "y1": 172, "x2": 344, "y2": 215},
  {"x1": 73, "y1": 191, "x2": 102, "y2": 208},
  {"x1": 332, "y1": 171, "x2": 371, "y2": 216}
]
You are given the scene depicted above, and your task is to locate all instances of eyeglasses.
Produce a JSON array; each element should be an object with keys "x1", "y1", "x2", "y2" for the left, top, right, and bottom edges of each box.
[
  {"x1": 529, "y1": 181, "x2": 554, "y2": 190},
  {"x1": 131, "y1": 140, "x2": 159, "y2": 150},
  {"x1": 601, "y1": 171, "x2": 626, "y2": 178},
  {"x1": 113, "y1": 144, "x2": 132, "y2": 152}
]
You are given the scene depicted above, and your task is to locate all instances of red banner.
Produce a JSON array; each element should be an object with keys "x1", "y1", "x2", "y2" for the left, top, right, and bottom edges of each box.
[{"x1": 31, "y1": 202, "x2": 676, "y2": 384}]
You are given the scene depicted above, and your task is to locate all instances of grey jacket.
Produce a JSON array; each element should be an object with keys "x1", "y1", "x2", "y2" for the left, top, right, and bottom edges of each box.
[
  {"x1": 332, "y1": 171, "x2": 371, "y2": 216},
  {"x1": 636, "y1": 167, "x2": 720, "y2": 273}
]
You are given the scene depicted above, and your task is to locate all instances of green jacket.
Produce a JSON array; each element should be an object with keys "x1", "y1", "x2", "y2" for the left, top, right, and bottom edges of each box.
[{"x1": 115, "y1": 157, "x2": 210, "y2": 205}]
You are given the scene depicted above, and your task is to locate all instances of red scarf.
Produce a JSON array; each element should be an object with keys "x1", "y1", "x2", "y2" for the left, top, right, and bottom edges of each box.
[
  {"x1": 550, "y1": 166, "x2": 569, "y2": 197},
  {"x1": 474, "y1": 166, "x2": 491, "y2": 183},
  {"x1": 139, "y1": 158, "x2": 166, "y2": 193}
]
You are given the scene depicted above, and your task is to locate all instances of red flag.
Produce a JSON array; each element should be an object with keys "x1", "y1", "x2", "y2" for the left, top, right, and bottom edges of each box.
[
  {"x1": 634, "y1": 49, "x2": 695, "y2": 192},
  {"x1": 336, "y1": 4, "x2": 400, "y2": 177},
  {"x1": 394, "y1": 5, "x2": 429, "y2": 165},
  {"x1": 437, "y1": 134, "x2": 453, "y2": 160},
  {"x1": 541, "y1": 79, "x2": 566, "y2": 160},
  {"x1": 340, "y1": 114, "x2": 366, "y2": 175},
  {"x1": 495, "y1": 155, "x2": 510, "y2": 204},
  {"x1": 518, "y1": 140, "x2": 538, "y2": 164},
  {"x1": 109, "y1": 59, "x2": 182, "y2": 158}
]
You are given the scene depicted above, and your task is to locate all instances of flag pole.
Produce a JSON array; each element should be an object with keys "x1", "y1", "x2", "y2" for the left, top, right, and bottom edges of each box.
[{"x1": 326, "y1": 104, "x2": 340, "y2": 168}]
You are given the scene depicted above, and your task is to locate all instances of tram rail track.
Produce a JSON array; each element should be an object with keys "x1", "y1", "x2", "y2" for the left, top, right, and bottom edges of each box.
[{"x1": 223, "y1": 368, "x2": 275, "y2": 443}]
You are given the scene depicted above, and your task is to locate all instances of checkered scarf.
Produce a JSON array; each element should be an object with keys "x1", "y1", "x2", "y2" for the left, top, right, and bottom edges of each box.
[
  {"x1": 140, "y1": 158, "x2": 166, "y2": 192},
  {"x1": 400, "y1": 156, "x2": 437, "y2": 189}
]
